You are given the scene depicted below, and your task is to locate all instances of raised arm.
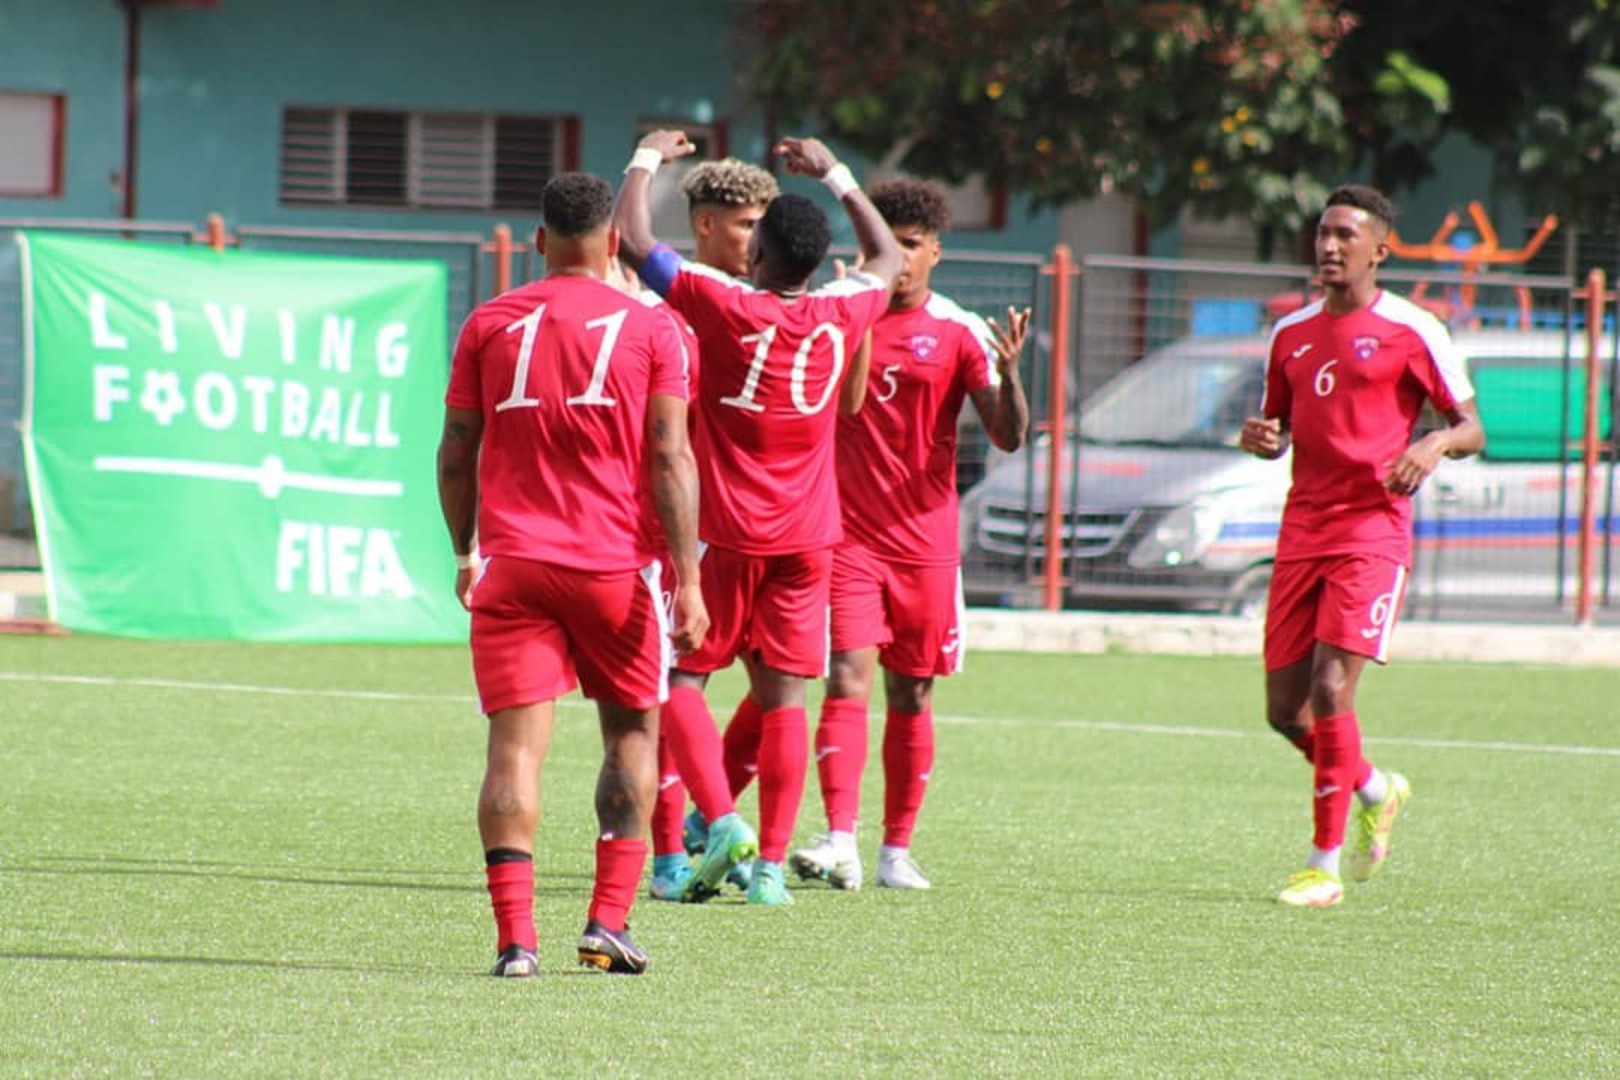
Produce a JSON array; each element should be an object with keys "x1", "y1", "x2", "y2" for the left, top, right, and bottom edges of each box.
[
  {"x1": 774, "y1": 137, "x2": 903, "y2": 294},
  {"x1": 967, "y1": 306, "x2": 1033, "y2": 451},
  {"x1": 645, "y1": 392, "x2": 708, "y2": 654},
  {"x1": 613, "y1": 129, "x2": 697, "y2": 274}
]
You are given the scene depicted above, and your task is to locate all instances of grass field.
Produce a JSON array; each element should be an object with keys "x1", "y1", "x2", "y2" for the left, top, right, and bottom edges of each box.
[{"x1": 2, "y1": 634, "x2": 1617, "y2": 1078}]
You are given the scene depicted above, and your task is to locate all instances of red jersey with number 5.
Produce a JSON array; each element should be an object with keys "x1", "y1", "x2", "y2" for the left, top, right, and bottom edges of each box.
[
  {"x1": 1263, "y1": 290, "x2": 1473, "y2": 565},
  {"x1": 445, "y1": 275, "x2": 690, "y2": 570},
  {"x1": 660, "y1": 258, "x2": 889, "y2": 554},
  {"x1": 836, "y1": 291, "x2": 997, "y2": 565}
]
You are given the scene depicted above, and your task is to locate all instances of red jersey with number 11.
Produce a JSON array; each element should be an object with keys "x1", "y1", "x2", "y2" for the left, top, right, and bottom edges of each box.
[
  {"x1": 1263, "y1": 290, "x2": 1473, "y2": 565},
  {"x1": 445, "y1": 275, "x2": 690, "y2": 571}
]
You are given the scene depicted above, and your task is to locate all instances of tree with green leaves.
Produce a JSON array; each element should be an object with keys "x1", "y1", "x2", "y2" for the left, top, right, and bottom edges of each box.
[{"x1": 741, "y1": 1, "x2": 1620, "y2": 253}]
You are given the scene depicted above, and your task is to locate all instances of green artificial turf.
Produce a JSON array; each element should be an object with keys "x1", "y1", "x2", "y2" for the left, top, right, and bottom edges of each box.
[{"x1": 1, "y1": 636, "x2": 1615, "y2": 1078}]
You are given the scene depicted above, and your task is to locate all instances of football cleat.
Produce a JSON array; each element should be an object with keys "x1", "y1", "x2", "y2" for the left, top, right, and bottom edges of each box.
[
  {"x1": 1276, "y1": 868, "x2": 1344, "y2": 908},
  {"x1": 490, "y1": 944, "x2": 540, "y2": 978},
  {"x1": 1348, "y1": 771, "x2": 1412, "y2": 883},
  {"x1": 877, "y1": 851, "x2": 932, "y2": 890},
  {"x1": 681, "y1": 809, "x2": 708, "y2": 857},
  {"x1": 682, "y1": 813, "x2": 759, "y2": 903},
  {"x1": 746, "y1": 860, "x2": 794, "y2": 906},
  {"x1": 577, "y1": 920, "x2": 649, "y2": 975},
  {"x1": 789, "y1": 836, "x2": 863, "y2": 891},
  {"x1": 648, "y1": 854, "x2": 695, "y2": 902},
  {"x1": 725, "y1": 859, "x2": 755, "y2": 892}
]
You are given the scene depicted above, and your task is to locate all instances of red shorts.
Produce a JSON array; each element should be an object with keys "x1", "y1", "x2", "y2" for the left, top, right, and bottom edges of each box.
[
  {"x1": 1264, "y1": 554, "x2": 1409, "y2": 672},
  {"x1": 680, "y1": 544, "x2": 832, "y2": 678},
  {"x1": 469, "y1": 555, "x2": 669, "y2": 712},
  {"x1": 829, "y1": 542, "x2": 964, "y2": 678}
]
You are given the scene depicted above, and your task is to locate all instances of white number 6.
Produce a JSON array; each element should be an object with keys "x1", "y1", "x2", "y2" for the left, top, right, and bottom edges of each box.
[{"x1": 1313, "y1": 359, "x2": 1338, "y2": 397}]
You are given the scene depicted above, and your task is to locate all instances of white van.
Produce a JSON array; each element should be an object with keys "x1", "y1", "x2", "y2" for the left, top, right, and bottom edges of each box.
[{"x1": 959, "y1": 328, "x2": 1617, "y2": 617}]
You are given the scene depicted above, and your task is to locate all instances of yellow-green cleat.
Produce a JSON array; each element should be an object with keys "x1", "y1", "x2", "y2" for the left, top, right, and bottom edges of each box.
[
  {"x1": 1276, "y1": 867, "x2": 1344, "y2": 908},
  {"x1": 746, "y1": 859, "x2": 794, "y2": 906},
  {"x1": 1348, "y1": 772, "x2": 1411, "y2": 883}
]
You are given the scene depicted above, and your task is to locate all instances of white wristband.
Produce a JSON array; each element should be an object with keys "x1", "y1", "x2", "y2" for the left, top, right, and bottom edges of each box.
[
  {"x1": 625, "y1": 147, "x2": 663, "y2": 175},
  {"x1": 821, "y1": 163, "x2": 858, "y2": 200},
  {"x1": 455, "y1": 549, "x2": 480, "y2": 570}
]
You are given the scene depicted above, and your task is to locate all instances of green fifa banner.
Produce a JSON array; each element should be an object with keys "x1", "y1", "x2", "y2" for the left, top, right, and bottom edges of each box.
[{"x1": 18, "y1": 232, "x2": 466, "y2": 642}]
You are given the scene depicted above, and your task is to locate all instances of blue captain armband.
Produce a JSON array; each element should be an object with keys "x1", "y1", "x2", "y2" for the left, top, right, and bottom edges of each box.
[{"x1": 641, "y1": 244, "x2": 682, "y2": 297}]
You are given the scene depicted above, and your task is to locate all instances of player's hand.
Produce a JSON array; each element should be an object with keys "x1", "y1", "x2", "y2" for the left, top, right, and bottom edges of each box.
[
  {"x1": 1384, "y1": 432, "x2": 1448, "y2": 495},
  {"x1": 638, "y1": 129, "x2": 696, "y2": 164},
  {"x1": 668, "y1": 582, "x2": 709, "y2": 656},
  {"x1": 831, "y1": 256, "x2": 866, "y2": 280},
  {"x1": 1239, "y1": 416, "x2": 1286, "y2": 459},
  {"x1": 774, "y1": 136, "x2": 838, "y2": 179},
  {"x1": 454, "y1": 566, "x2": 476, "y2": 612},
  {"x1": 986, "y1": 306, "x2": 1031, "y2": 379}
]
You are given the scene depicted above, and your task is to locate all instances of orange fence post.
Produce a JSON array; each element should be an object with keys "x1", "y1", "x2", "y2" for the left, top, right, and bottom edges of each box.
[
  {"x1": 490, "y1": 224, "x2": 513, "y2": 297},
  {"x1": 201, "y1": 212, "x2": 229, "y2": 252},
  {"x1": 1575, "y1": 268, "x2": 1605, "y2": 626},
  {"x1": 1042, "y1": 244, "x2": 1074, "y2": 612}
]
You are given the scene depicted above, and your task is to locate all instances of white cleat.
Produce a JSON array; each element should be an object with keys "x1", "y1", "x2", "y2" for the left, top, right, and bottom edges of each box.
[
  {"x1": 877, "y1": 851, "x2": 932, "y2": 890},
  {"x1": 788, "y1": 836, "x2": 863, "y2": 891}
]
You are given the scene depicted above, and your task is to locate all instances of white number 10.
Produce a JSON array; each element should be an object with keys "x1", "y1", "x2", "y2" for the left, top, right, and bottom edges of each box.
[{"x1": 719, "y1": 321, "x2": 847, "y2": 416}]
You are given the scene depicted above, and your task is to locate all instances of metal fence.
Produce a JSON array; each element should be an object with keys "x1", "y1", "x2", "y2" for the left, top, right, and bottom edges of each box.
[
  {"x1": 4, "y1": 214, "x2": 1616, "y2": 625},
  {"x1": 960, "y1": 254, "x2": 1620, "y2": 626}
]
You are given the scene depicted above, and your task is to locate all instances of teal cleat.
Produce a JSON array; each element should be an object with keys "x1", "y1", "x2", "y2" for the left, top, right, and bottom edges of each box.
[
  {"x1": 746, "y1": 860, "x2": 794, "y2": 906},
  {"x1": 682, "y1": 809, "x2": 708, "y2": 857},
  {"x1": 681, "y1": 812, "x2": 757, "y2": 903},
  {"x1": 726, "y1": 859, "x2": 754, "y2": 892},
  {"x1": 649, "y1": 853, "x2": 694, "y2": 902}
]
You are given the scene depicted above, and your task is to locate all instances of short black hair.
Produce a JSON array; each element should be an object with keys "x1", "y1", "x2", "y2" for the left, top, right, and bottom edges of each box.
[
  {"x1": 541, "y1": 173, "x2": 614, "y2": 238},
  {"x1": 1324, "y1": 184, "x2": 1396, "y2": 233},
  {"x1": 870, "y1": 179, "x2": 951, "y2": 233},
  {"x1": 757, "y1": 193, "x2": 831, "y2": 280}
]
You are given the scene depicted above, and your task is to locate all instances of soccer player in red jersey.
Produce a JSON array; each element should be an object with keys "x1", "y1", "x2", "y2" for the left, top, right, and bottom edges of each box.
[
  {"x1": 734, "y1": 179, "x2": 1030, "y2": 891},
  {"x1": 642, "y1": 158, "x2": 780, "y2": 902},
  {"x1": 1239, "y1": 185, "x2": 1484, "y2": 908},
  {"x1": 437, "y1": 172, "x2": 707, "y2": 975},
  {"x1": 615, "y1": 128, "x2": 902, "y2": 905}
]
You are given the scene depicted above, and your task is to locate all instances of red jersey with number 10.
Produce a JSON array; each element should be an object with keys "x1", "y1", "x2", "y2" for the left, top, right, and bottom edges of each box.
[
  {"x1": 660, "y1": 257, "x2": 890, "y2": 554},
  {"x1": 1263, "y1": 290, "x2": 1473, "y2": 565},
  {"x1": 445, "y1": 275, "x2": 690, "y2": 571},
  {"x1": 836, "y1": 291, "x2": 997, "y2": 565}
]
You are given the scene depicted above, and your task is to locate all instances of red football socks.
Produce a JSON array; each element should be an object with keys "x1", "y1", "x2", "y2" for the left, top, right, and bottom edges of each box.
[
  {"x1": 661, "y1": 685, "x2": 735, "y2": 823},
  {"x1": 756, "y1": 706, "x2": 808, "y2": 862},
  {"x1": 816, "y1": 696, "x2": 870, "y2": 833},
  {"x1": 882, "y1": 707, "x2": 935, "y2": 848},
  {"x1": 484, "y1": 853, "x2": 536, "y2": 952},
  {"x1": 651, "y1": 734, "x2": 686, "y2": 858},
  {"x1": 722, "y1": 694, "x2": 764, "y2": 799},
  {"x1": 1310, "y1": 711, "x2": 1364, "y2": 852},
  {"x1": 587, "y1": 837, "x2": 646, "y2": 932}
]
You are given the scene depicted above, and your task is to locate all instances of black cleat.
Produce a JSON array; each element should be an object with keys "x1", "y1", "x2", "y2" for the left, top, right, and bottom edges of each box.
[
  {"x1": 490, "y1": 943, "x2": 539, "y2": 978},
  {"x1": 576, "y1": 920, "x2": 649, "y2": 975}
]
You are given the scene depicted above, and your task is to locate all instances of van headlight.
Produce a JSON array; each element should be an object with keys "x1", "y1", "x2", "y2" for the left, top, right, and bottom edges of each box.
[{"x1": 1127, "y1": 501, "x2": 1224, "y2": 569}]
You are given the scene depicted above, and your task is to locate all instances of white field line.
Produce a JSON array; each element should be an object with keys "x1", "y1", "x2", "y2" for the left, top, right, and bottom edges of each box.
[{"x1": 3, "y1": 670, "x2": 1618, "y2": 759}]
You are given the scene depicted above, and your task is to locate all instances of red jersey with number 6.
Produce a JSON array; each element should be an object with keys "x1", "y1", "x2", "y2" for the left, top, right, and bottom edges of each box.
[
  {"x1": 657, "y1": 255, "x2": 889, "y2": 554},
  {"x1": 1263, "y1": 290, "x2": 1473, "y2": 565},
  {"x1": 445, "y1": 275, "x2": 690, "y2": 571},
  {"x1": 836, "y1": 291, "x2": 997, "y2": 565}
]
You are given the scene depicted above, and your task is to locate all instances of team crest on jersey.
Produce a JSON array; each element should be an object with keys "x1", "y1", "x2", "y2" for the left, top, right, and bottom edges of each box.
[
  {"x1": 909, "y1": 333, "x2": 940, "y2": 362},
  {"x1": 1353, "y1": 335, "x2": 1381, "y2": 361}
]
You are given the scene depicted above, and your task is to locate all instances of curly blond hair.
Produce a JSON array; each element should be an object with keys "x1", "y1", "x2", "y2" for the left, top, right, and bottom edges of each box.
[{"x1": 681, "y1": 158, "x2": 779, "y2": 209}]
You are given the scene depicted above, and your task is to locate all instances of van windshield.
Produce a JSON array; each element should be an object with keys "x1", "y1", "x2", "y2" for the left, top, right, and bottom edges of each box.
[{"x1": 1079, "y1": 353, "x2": 1264, "y2": 449}]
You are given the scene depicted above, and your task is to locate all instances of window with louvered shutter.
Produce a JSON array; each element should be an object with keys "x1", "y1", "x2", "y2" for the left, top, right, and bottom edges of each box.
[{"x1": 278, "y1": 106, "x2": 572, "y2": 211}]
